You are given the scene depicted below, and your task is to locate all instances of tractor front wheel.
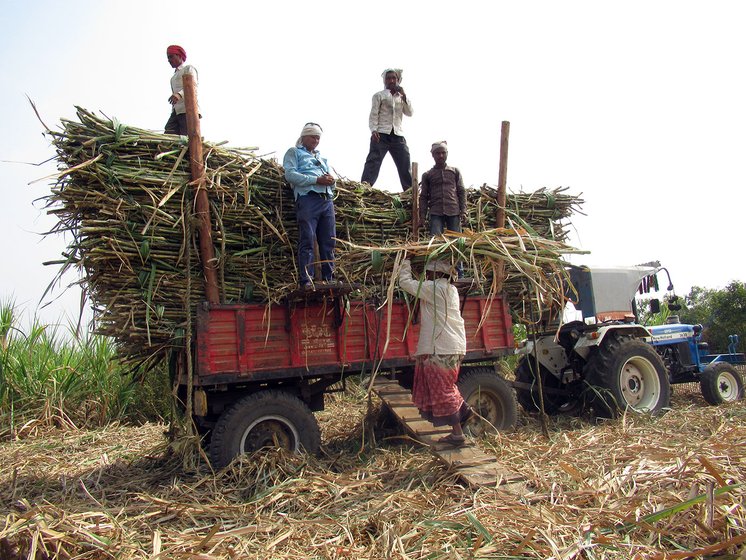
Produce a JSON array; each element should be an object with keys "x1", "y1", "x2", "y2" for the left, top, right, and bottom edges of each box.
[{"x1": 700, "y1": 363, "x2": 744, "y2": 405}]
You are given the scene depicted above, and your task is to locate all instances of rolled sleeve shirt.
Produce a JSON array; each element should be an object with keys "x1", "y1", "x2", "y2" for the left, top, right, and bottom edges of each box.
[
  {"x1": 420, "y1": 165, "x2": 466, "y2": 221},
  {"x1": 170, "y1": 63, "x2": 199, "y2": 115},
  {"x1": 368, "y1": 89, "x2": 413, "y2": 136},
  {"x1": 283, "y1": 146, "x2": 335, "y2": 201},
  {"x1": 397, "y1": 260, "x2": 466, "y2": 356}
]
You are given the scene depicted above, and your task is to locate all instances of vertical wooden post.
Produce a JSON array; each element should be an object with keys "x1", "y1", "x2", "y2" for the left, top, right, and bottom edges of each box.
[
  {"x1": 496, "y1": 121, "x2": 510, "y2": 229},
  {"x1": 411, "y1": 162, "x2": 419, "y2": 239},
  {"x1": 183, "y1": 73, "x2": 220, "y2": 305},
  {"x1": 495, "y1": 121, "x2": 510, "y2": 290}
]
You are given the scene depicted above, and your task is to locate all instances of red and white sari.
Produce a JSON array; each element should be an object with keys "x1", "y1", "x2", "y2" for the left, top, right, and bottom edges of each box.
[{"x1": 412, "y1": 354, "x2": 468, "y2": 427}]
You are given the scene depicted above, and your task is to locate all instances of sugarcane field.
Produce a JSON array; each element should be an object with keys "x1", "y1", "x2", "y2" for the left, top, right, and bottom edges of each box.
[{"x1": 0, "y1": 91, "x2": 744, "y2": 560}]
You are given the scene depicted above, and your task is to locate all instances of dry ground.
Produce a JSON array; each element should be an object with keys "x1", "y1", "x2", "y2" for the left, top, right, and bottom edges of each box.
[{"x1": 1, "y1": 384, "x2": 744, "y2": 559}]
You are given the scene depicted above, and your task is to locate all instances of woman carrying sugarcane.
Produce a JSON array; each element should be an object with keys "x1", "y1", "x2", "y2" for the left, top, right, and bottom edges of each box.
[{"x1": 397, "y1": 258, "x2": 472, "y2": 446}]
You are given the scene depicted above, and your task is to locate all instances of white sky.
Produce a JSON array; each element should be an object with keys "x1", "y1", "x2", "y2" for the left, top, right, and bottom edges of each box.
[{"x1": 1, "y1": 0, "x2": 745, "y2": 327}]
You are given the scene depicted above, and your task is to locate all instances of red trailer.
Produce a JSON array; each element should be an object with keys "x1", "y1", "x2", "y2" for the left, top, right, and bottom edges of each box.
[
  {"x1": 168, "y1": 81, "x2": 521, "y2": 467},
  {"x1": 174, "y1": 289, "x2": 518, "y2": 468},
  {"x1": 162, "y1": 84, "x2": 522, "y2": 466}
]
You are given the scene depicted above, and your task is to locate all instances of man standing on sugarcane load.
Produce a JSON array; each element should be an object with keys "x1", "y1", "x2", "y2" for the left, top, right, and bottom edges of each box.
[
  {"x1": 361, "y1": 68, "x2": 413, "y2": 190},
  {"x1": 420, "y1": 141, "x2": 466, "y2": 277},
  {"x1": 165, "y1": 45, "x2": 199, "y2": 136},
  {"x1": 397, "y1": 258, "x2": 472, "y2": 447},
  {"x1": 283, "y1": 122, "x2": 336, "y2": 290}
]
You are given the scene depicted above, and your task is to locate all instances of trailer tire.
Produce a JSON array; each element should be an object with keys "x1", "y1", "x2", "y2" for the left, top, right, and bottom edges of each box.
[
  {"x1": 458, "y1": 367, "x2": 517, "y2": 436},
  {"x1": 700, "y1": 363, "x2": 744, "y2": 405},
  {"x1": 209, "y1": 390, "x2": 321, "y2": 469},
  {"x1": 585, "y1": 335, "x2": 670, "y2": 418},
  {"x1": 514, "y1": 357, "x2": 568, "y2": 415}
]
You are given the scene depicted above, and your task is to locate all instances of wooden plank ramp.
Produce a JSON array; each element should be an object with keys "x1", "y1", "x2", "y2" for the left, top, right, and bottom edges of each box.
[{"x1": 372, "y1": 377, "x2": 528, "y2": 493}]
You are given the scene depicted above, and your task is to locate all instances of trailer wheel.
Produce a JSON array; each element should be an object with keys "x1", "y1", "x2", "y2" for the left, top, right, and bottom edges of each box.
[
  {"x1": 209, "y1": 390, "x2": 321, "y2": 469},
  {"x1": 585, "y1": 335, "x2": 671, "y2": 418},
  {"x1": 514, "y1": 357, "x2": 568, "y2": 415},
  {"x1": 700, "y1": 363, "x2": 744, "y2": 405},
  {"x1": 458, "y1": 367, "x2": 517, "y2": 436}
]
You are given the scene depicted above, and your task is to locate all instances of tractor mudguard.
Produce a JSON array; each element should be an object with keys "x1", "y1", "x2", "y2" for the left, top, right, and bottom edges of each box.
[{"x1": 573, "y1": 324, "x2": 652, "y2": 359}]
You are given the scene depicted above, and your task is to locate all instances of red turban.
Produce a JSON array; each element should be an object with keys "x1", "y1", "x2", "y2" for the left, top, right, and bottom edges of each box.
[{"x1": 166, "y1": 45, "x2": 187, "y2": 61}]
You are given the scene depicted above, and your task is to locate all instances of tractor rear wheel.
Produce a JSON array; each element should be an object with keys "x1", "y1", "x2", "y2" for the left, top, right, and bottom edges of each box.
[
  {"x1": 585, "y1": 335, "x2": 671, "y2": 418},
  {"x1": 700, "y1": 363, "x2": 744, "y2": 405},
  {"x1": 209, "y1": 390, "x2": 321, "y2": 469},
  {"x1": 458, "y1": 367, "x2": 517, "y2": 436}
]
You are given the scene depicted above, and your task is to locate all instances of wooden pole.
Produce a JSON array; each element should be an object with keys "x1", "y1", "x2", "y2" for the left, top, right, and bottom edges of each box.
[
  {"x1": 411, "y1": 162, "x2": 419, "y2": 239},
  {"x1": 183, "y1": 73, "x2": 220, "y2": 305},
  {"x1": 496, "y1": 121, "x2": 510, "y2": 228},
  {"x1": 495, "y1": 121, "x2": 510, "y2": 290},
  {"x1": 409, "y1": 161, "x2": 421, "y2": 323}
]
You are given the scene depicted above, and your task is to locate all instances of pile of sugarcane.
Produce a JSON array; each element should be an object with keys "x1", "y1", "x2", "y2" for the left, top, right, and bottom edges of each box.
[{"x1": 45, "y1": 108, "x2": 585, "y2": 367}]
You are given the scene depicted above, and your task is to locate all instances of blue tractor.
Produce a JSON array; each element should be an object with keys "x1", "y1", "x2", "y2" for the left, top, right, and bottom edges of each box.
[
  {"x1": 648, "y1": 320, "x2": 745, "y2": 405},
  {"x1": 515, "y1": 261, "x2": 745, "y2": 417}
]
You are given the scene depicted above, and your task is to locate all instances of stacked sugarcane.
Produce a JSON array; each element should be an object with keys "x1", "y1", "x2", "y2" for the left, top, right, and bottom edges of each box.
[{"x1": 45, "y1": 108, "x2": 585, "y2": 368}]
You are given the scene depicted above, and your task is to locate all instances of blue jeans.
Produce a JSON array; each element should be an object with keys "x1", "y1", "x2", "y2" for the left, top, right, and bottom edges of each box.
[
  {"x1": 296, "y1": 192, "x2": 336, "y2": 286},
  {"x1": 429, "y1": 215, "x2": 464, "y2": 278},
  {"x1": 429, "y1": 215, "x2": 461, "y2": 236}
]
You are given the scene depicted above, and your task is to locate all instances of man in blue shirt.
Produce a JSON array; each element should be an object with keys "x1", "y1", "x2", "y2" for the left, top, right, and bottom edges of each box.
[{"x1": 283, "y1": 123, "x2": 336, "y2": 289}]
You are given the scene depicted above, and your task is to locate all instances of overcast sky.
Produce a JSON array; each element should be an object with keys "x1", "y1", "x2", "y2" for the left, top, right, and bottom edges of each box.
[{"x1": 1, "y1": 0, "x2": 745, "y2": 327}]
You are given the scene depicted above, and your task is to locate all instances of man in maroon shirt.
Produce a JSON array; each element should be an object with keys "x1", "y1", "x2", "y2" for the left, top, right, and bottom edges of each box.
[
  {"x1": 419, "y1": 141, "x2": 466, "y2": 234},
  {"x1": 419, "y1": 141, "x2": 467, "y2": 276}
]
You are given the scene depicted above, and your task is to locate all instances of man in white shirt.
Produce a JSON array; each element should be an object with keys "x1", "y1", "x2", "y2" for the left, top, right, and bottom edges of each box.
[
  {"x1": 361, "y1": 68, "x2": 413, "y2": 190},
  {"x1": 165, "y1": 45, "x2": 199, "y2": 136}
]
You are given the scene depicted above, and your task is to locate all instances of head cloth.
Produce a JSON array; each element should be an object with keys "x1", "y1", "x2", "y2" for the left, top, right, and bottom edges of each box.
[
  {"x1": 167, "y1": 45, "x2": 187, "y2": 61},
  {"x1": 296, "y1": 122, "x2": 323, "y2": 146},
  {"x1": 381, "y1": 68, "x2": 403, "y2": 83},
  {"x1": 425, "y1": 260, "x2": 454, "y2": 276}
]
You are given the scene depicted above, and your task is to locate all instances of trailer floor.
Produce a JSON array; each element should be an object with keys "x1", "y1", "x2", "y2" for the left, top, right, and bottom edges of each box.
[{"x1": 371, "y1": 377, "x2": 528, "y2": 493}]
